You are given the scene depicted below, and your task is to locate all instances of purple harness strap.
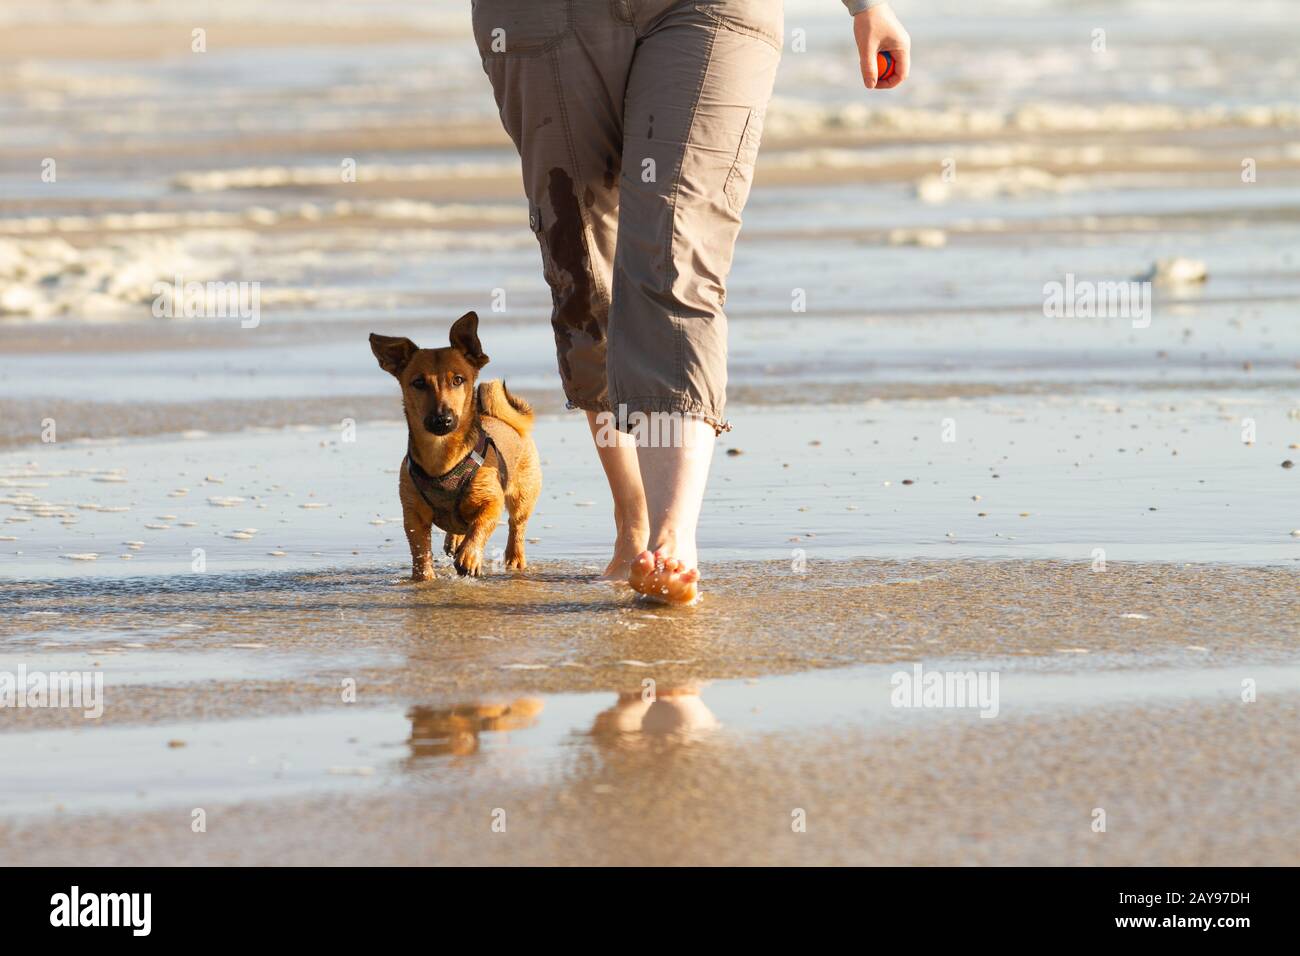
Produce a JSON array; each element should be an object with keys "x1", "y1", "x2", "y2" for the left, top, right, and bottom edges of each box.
[{"x1": 405, "y1": 426, "x2": 507, "y2": 535}]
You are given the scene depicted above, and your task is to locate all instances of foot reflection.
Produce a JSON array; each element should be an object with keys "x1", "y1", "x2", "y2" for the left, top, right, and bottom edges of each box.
[
  {"x1": 591, "y1": 685, "x2": 718, "y2": 745},
  {"x1": 406, "y1": 698, "x2": 544, "y2": 757}
]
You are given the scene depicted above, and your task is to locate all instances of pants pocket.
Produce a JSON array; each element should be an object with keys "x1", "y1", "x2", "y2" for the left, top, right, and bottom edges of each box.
[
  {"x1": 692, "y1": 0, "x2": 784, "y2": 52},
  {"x1": 472, "y1": 0, "x2": 573, "y2": 58},
  {"x1": 724, "y1": 106, "x2": 765, "y2": 213},
  {"x1": 528, "y1": 203, "x2": 562, "y2": 299}
]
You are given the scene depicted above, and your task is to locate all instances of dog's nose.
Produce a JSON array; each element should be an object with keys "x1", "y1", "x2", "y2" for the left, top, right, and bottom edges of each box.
[{"x1": 425, "y1": 413, "x2": 455, "y2": 435}]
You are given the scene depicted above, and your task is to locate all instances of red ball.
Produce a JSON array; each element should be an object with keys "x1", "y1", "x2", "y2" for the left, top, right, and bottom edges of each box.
[{"x1": 876, "y1": 50, "x2": 896, "y2": 82}]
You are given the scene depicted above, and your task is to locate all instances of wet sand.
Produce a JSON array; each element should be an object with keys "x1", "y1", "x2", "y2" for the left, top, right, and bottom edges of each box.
[
  {"x1": 7, "y1": 694, "x2": 1299, "y2": 866},
  {"x1": 3, "y1": 557, "x2": 1299, "y2": 864},
  {"x1": 5, "y1": 560, "x2": 1299, "y2": 708},
  {"x1": 2, "y1": 613, "x2": 1298, "y2": 864},
  {"x1": 4, "y1": 393, "x2": 1297, "y2": 575}
]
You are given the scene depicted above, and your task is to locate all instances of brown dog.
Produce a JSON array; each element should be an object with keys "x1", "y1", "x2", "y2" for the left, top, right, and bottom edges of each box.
[{"x1": 370, "y1": 311, "x2": 540, "y2": 581}]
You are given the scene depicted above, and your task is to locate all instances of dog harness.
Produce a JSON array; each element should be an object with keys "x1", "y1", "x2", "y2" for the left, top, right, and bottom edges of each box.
[{"x1": 405, "y1": 426, "x2": 507, "y2": 536}]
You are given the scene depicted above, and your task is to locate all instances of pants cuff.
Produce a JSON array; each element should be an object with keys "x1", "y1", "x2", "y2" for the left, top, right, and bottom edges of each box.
[
  {"x1": 564, "y1": 397, "x2": 613, "y2": 414},
  {"x1": 607, "y1": 396, "x2": 732, "y2": 436}
]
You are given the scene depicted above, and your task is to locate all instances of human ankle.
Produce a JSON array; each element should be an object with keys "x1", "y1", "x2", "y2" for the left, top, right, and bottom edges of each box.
[
  {"x1": 615, "y1": 509, "x2": 649, "y2": 542},
  {"x1": 648, "y1": 527, "x2": 697, "y2": 566}
]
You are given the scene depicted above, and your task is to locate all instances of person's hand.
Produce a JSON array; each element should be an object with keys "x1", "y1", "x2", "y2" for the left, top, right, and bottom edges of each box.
[{"x1": 853, "y1": 3, "x2": 911, "y2": 89}]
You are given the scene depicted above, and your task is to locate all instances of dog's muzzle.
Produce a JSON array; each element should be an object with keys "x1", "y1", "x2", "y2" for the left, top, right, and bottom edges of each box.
[{"x1": 425, "y1": 413, "x2": 456, "y2": 436}]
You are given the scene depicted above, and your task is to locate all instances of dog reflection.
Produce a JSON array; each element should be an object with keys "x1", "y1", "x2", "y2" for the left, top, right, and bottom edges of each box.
[{"x1": 406, "y1": 698, "x2": 544, "y2": 758}]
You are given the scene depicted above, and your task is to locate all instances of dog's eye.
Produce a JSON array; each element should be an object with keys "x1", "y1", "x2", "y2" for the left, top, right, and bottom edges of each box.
[
  {"x1": 411, "y1": 376, "x2": 428, "y2": 390},
  {"x1": 451, "y1": 375, "x2": 465, "y2": 387}
]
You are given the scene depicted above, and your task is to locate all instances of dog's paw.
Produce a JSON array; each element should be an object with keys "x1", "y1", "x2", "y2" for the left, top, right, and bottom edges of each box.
[
  {"x1": 411, "y1": 566, "x2": 436, "y2": 583},
  {"x1": 454, "y1": 543, "x2": 483, "y2": 577},
  {"x1": 443, "y1": 532, "x2": 463, "y2": 556},
  {"x1": 505, "y1": 548, "x2": 526, "y2": 571}
]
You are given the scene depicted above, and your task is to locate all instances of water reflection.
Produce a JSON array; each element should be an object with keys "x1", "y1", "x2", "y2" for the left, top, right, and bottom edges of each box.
[
  {"x1": 406, "y1": 698, "x2": 544, "y2": 758},
  {"x1": 590, "y1": 686, "x2": 719, "y2": 746},
  {"x1": 403, "y1": 685, "x2": 719, "y2": 762}
]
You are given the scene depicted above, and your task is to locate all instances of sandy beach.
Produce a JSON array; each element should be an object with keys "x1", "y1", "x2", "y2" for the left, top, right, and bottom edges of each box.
[
  {"x1": 2, "y1": 0, "x2": 1298, "y2": 867},
  {"x1": 3, "y1": 557, "x2": 1299, "y2": 864}
]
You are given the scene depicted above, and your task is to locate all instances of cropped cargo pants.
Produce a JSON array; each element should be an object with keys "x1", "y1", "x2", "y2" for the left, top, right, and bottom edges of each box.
[{"x1": 471, "y1": 0, "x2": 783, "y2": 432}]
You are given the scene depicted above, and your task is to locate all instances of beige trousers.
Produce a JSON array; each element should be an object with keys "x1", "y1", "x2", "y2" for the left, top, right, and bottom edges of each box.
[{"x1": 472, "y1": 0, "x2": 783, "y2": 432}]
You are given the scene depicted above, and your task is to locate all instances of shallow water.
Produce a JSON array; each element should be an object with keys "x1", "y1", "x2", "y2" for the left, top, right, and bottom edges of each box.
[
  {"x1": 2, "y1": 554, "x2": 1300, "y2": 837},
  {"x1": 5, "y1": 660, "x2": 1298, "y2": 819}
]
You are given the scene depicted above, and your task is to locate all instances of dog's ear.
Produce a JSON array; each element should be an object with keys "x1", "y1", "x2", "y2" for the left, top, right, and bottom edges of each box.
[
  {"x1": 369, "y1": 333, "x2": 418, "y2": 378},
  {"x1": 449, "y1": 311, "x2": 489, "y2": 369}
]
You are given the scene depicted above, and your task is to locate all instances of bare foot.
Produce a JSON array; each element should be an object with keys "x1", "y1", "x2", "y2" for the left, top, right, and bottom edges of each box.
[
  {"x1": 627, "y1": 549, "x2": 700, "y2": 605},
  {"x1": 599, "y1": 525, "x2": 648, "y2": 581},
  {"x1": 600, "y1": 544, "x2": 645, "y2": 580}
]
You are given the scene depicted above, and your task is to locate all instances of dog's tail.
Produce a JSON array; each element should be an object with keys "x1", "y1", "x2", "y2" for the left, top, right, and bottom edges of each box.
[{"x1": 478, "y1": 379, "x2": 535, "y2": 437}]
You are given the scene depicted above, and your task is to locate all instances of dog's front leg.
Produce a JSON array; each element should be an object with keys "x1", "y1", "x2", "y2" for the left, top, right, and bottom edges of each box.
[
  {"x1": 453, "y1": 496, "x2": 502, "y2": 578},
  {"x1": 402, "y1": 504, "x2": 435, "y2": 582}
]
